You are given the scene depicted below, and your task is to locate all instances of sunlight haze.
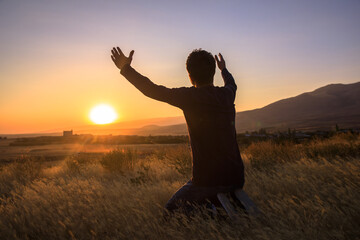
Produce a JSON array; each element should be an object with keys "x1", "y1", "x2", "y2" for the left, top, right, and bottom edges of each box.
[{"x1": 0, "y1": 0, "x2": 359, "y2": 133}]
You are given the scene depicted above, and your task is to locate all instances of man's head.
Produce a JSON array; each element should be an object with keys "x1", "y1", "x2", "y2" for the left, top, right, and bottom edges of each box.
[{"x1": 186, "y1": 49, "x2": 216, "y2": 87}]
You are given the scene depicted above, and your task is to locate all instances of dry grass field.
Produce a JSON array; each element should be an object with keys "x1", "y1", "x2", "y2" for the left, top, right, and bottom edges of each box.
[{"x1": 0, "y1": 134, "x2": 359, "y2": 239}]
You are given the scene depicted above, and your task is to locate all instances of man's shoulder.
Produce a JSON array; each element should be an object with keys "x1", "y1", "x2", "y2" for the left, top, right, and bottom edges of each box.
[
  {"x1": 170, "y1": 86, "x2": 195, "y2": 90},
  {"x1": 168, "y1": 86, "x2": 196, "y2": 94}
]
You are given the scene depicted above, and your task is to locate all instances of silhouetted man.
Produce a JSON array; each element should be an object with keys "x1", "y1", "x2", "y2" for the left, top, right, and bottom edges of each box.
[{"x1": 111, "y1": 47, "x2": 244, "y2": 213}]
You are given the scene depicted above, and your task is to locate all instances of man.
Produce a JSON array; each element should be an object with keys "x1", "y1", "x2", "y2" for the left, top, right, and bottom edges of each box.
[{"x1": 111, "y1": 47, "x2": 244, "y2": 213}]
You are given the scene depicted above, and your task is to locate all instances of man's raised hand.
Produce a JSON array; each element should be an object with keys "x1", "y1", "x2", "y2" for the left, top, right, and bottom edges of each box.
[
  {"x1": 215, "y1": 53, "x2": 226, "y2": 71},
  {"x1": 111, "y1": 47, "x2": 134, "y2": 70}
]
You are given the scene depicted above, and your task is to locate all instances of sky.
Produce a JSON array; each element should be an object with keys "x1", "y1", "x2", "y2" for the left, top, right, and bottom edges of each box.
[{"x1": 0, "y1": 0, "x2": 359, "y2": 134}]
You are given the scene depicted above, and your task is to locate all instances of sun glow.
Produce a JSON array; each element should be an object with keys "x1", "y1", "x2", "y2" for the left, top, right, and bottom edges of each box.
[{"x1": 89, "y1": 104, "x2": 117, "y2": 124}]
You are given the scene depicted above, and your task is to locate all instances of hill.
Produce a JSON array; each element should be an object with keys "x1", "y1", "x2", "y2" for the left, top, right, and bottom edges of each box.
[
  {"x1": 235, "y1": 82, "x2": 360, "y2": 132},
  {"x1": 2, "y1": 82, "x2": 359, "y2": 138}
]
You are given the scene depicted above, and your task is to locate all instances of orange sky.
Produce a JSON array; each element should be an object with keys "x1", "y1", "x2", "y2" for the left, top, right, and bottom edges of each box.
[{"x1": 1, "y1": 1, "x2": 359, "y2": 134}]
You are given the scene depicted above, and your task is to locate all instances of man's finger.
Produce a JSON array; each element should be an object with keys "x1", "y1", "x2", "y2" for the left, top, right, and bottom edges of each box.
[
  {"x1": 117, "y1": 47, "x2": 125, "y2": 57},
  {"x1": 215, "y1": 55, "x2": 220, "y2": 63},
  {"x1": 129, "y1": 50, "x2": 135, "y2": 60},
  {"x1": 112, "y1": 48, "x2": 119, "y2": 57},
  {"x1": 219, "y1": 53, "x2": 224, "y2": 62},
  {"x1": 111, "y1": 55, "x2": 116, "y2": 63}
]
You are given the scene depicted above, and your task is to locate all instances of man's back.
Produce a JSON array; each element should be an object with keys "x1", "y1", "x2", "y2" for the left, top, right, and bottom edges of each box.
[
  {"x1": 182, "y1": 85, "x2": 244, "y2": 187},
  {"x1": 120, "y1": 65, "x2": 244, "y2": 188}
]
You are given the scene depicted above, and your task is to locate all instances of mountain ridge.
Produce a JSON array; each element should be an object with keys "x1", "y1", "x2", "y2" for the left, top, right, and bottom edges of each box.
[
  {"x1": 235, "y1": 82, "x2": 360, "y2": 132},
  {"x1": 2, "y1": 82, "x2": 359, "y2": 138}
]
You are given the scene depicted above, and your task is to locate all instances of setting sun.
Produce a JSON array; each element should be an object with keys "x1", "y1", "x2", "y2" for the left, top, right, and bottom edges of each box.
[{"x1": 89, "y1": 104, "x2": 117, "y2": 124}]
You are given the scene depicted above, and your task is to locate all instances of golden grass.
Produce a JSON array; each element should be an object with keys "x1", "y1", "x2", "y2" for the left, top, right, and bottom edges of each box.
[{"x1": 0, "y1": 134, "x2": 359, "y2": 239}]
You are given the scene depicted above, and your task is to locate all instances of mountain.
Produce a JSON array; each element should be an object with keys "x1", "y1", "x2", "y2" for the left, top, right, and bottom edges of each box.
[
  {"x1": 235, "y1": 82, "x2": 360, "y2": 132},
  {"x1": 2, "y1": 82, "x2": 359, "y2": 138}
]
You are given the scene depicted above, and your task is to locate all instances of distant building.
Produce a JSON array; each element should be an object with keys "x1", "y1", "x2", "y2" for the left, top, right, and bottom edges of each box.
[{"x1": 63, "y1": 130, "x2": 73, "y2": 137}]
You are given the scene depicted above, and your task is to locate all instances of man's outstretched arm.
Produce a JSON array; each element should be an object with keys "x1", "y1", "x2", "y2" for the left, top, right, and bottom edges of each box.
[
  {"x1": 215, "y1": 53, "x2": 237, "y2": 97},
  {"x1": 111, "y1": 47, "x2": 189, "y2": 108}
]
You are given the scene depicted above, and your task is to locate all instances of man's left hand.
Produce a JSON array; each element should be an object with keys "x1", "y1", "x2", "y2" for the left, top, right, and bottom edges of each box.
[{"x1": 111, "y1": 47, "x2": 134, "y2": 70}]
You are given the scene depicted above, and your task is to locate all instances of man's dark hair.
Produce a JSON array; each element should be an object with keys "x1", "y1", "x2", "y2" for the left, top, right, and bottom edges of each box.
[{"x1": 186, "y1": 49, "x2": 216, "y2": 86}]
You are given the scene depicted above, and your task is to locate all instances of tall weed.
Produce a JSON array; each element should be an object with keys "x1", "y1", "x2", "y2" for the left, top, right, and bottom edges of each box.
[
  {"x1": 246, "y1": 133, "x2": 360, "y2": 169},
  {"x1": 100, "y1": 148, "x2": 137, "y2": 173},
  {"x1": 0, "y1": 135, "x2": 359, "y2": 239},
  {"x1": 0, "y1": 156, "x2": 42, "y2": 199},
  {"x1": 164, "y1": 144, "x2": 192, "y2": 177}
]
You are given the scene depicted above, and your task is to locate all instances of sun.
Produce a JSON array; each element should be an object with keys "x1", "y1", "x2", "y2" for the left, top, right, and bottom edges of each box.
[{"x1": 89, "y1": 104, "x2": 117, "y2": 124}]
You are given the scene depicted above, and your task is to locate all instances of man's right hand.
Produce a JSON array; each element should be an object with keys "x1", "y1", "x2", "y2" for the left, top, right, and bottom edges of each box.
[
  {"x1": 111, "y1": 47, "x2": 134, "y2": 70},
  {"x1": 215, "y1": 53, "x2": 226, "y2": 71}
]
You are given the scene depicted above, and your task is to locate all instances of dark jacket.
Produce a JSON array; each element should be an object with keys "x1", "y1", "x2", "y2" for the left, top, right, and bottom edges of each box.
[{"x1": 121, "y1": 64, "x2": 244, "y2": 187}]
